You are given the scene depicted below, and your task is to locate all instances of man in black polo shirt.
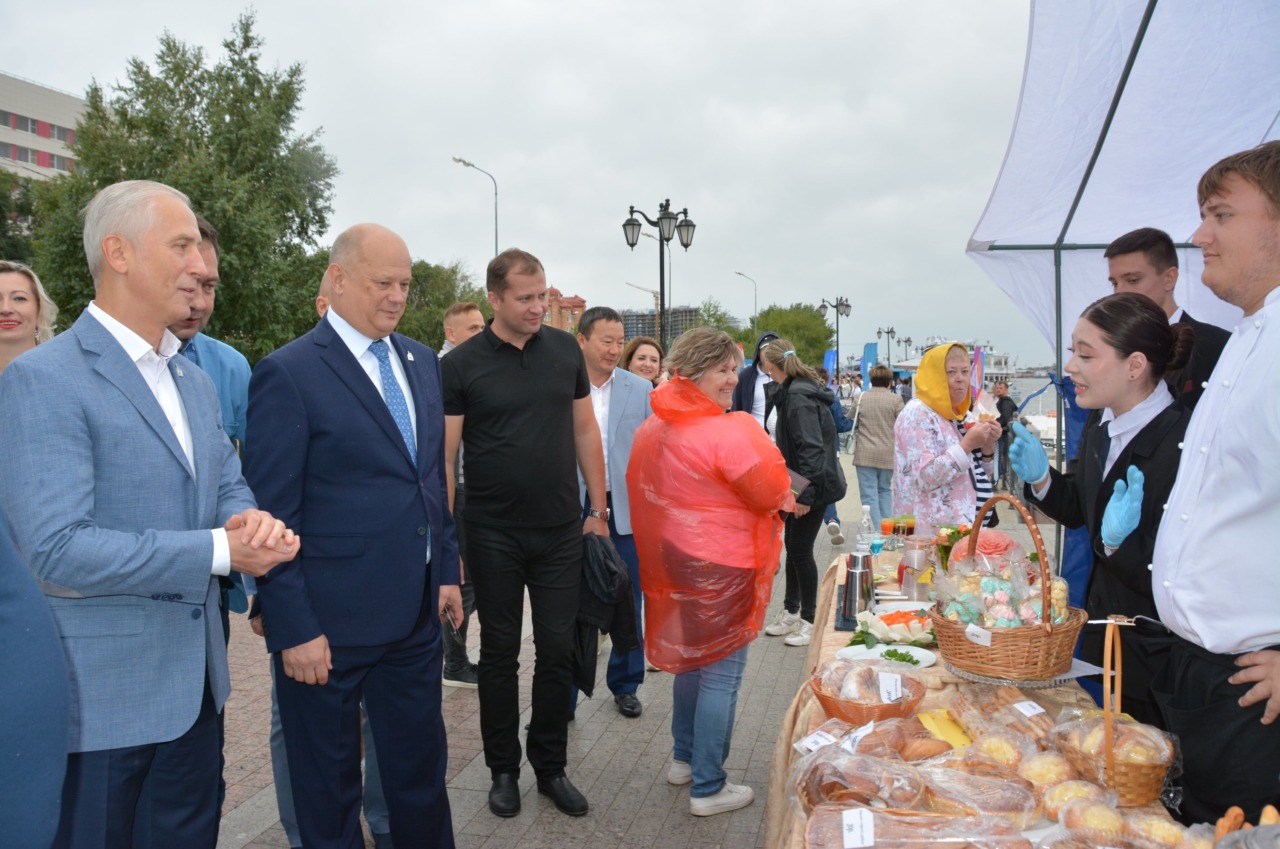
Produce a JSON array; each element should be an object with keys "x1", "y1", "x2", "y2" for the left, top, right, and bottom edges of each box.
[{"x1": 441, "y1": 248, "x2": 608, "y2": 820}]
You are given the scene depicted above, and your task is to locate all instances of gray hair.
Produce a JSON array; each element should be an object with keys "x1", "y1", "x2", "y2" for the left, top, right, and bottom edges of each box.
[
  {"x1": 81, "y1": 180, "x2": 191, "y2": 284},
  {"x1": 0, "y1": 260, "x2": 59, "y2": 342}
]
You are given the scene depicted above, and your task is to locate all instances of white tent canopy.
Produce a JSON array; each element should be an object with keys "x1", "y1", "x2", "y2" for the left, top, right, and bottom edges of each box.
[{"x1": 968, "y1": 0, "x2": 1280, "y2": 361}]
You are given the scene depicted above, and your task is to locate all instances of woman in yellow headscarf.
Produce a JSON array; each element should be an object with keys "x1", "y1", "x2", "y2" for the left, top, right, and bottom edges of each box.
[{"x1": 892, "y1": 343, "x2": 1003, "y2": 542}]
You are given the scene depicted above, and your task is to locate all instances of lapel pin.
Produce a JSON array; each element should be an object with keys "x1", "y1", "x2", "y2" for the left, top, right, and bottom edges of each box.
[
  {"x1": 407, "y1": 352, "x2": 415, "y2": 362},
  {"x1": 175, "y1": 365, "x2": 184, "y2": 378}
]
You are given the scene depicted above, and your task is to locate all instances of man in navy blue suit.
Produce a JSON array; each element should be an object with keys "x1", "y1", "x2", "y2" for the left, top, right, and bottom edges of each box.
[{"x1": 245, "y1": 223, "x2": 462, "y2": 849}]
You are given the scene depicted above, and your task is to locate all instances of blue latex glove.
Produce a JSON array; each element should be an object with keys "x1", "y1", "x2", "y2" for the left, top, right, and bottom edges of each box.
[
  {"x1": 1101, "y1": 465, "x2": 1145, "y2": 549},
  {"x1": 1009, "y1": 421, "x2": 1049, "y2": 484}
]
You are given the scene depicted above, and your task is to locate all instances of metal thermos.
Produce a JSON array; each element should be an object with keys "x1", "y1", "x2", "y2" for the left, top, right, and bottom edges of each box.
[{"x1": 842, "y1": 551, "x2": 875, "y2": 619}]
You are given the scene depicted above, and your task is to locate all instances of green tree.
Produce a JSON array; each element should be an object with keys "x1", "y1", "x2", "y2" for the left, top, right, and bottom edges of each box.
[
  {"x1": 0, "y1": 172, "x2": 35, "y2": 264},
  {"x1": 754, "y1": 303, "x2": 833, "y2": 366},
  {"x1": 696, "y1": 296, "x2": 736, "y2": 333},
  {"x1": 396, "y1": 259, "x2": 488, "y2": 349},
  {"x1": 32, "y1": 13, "x2": 338, "y2": 362}
]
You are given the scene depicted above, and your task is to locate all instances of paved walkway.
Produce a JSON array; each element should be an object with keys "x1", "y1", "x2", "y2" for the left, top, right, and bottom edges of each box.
[{"x1": 215, "y1": 459, "x2": 1040, "y2": 848}]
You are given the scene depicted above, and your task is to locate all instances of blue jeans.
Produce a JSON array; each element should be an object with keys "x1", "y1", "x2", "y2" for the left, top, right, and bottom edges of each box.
[
  {"x1": 855, "y1": 465, "x2": 893, "y2": 527},
  {"x1": 671, "y1": 645, "x2": 749, "y2": 798}
]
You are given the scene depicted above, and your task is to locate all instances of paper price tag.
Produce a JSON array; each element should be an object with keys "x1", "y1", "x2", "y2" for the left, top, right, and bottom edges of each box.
[
  {"x1": 1013, "y1": 700, "x2": 1046, "y2": 717},
  {"x1": 842, "y1": 807, "x2": 875, "y2": 849},
  {"x1": 838, "y1": 721, "x2": 876, "y2": 754},
  {"x1": 878, "y1": 672, "x2": 902, "y2": 703},
  {"x1": 964, "y1": 623, "x2": 993, "y2": 646},
  {"x1": 796, "y1": 729, "x2": 837, "y2": 753}
]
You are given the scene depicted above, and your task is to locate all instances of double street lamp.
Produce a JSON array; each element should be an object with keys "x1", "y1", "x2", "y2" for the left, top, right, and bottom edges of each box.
[
  {"x1": 818, "y1": 297, "x2": 851, "y2": 380},
  {"x1": 877, "y1": 326, "x2": 897, "y2": 366},
  {"x1": 452, "y1": 156, "x2": 498, "y2": 257},
  {"x1": 899, "y1": 336, "x2": 914, "y2": 362},
  {"x1": 623, "y1": 199, "x2": 695, "y2": 350}
]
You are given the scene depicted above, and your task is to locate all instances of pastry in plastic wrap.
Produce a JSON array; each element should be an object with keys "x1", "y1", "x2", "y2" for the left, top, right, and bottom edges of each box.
[
  {"x1": 1123, "y1": 814, "x2": 1188, "y2": 848},
  {"x1": 1043, "y1": 780, "x2": 1110, "y2": 822},
  {"x1": 970, "y1": 728, "x2": 1038, "y2": 770},
  {"x1": 792, "y1": 748, "x2": 926, "y2": 816},
  {"x1": 805, "y1": 805, "x2": 1033, "y2": 849},
  {"x1": 921, "y1": 767, "x2": 1044, "y2": 829},
  {"x1": 1038, "y1": 837, "x2": 1143, "y2": 849},
  {"x1": 1053, "y1": 717, "x2": 1173, "y2": 766},
  {"x1": 1059, "y1": 798, "x2": 1125, "y2": 835},
  {"x1": 927, "y1": 751, "x2": 1035, "y2": 791},
  {"x1": 1018, "y1": 751, "x2": 1079, "y2": 792}
]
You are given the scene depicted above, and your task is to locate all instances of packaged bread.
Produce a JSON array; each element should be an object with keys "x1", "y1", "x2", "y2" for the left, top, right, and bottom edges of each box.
[
  {"x1": 1051, "y1": 717, "x2": 1174, "y2": 767},
  {"x1": 920, "y1": 766, "x2": 1044, "y2": 829},
  {"x1": 925, "y1": 750, "x2": 1035, "y2": 791},
  {"x1": 949, "y1": 684, "x2": 1062, "y2": 744},
  {"x1": 834, "y1": 662, "x2": 926, "y2": 705},
  {"x1": 1123, "y1": 813, "x2": 1188, "y2": 848},
  {"x1": 1038, "y1": 836, "x2": 1144, "y2": 849},
  {"x1": 1043, "y1": 780, "x2": 1111, "y2": 821},
  {"x1": 970, "y1": 728, "x2": 1040, "y2": 770},
  {"x1": 1018, "y1": 751, "x2": 1079, "y2": 793},
  {"x1": 805, "y1": 805, "x2": 1033, "y2": 849},
  {"x1": 1058, "y1": 797, "x2": 1126, "y2": 836},
  {"x1": 791, "y1": 747, "x2": 926, "y2": 817},
  {"x1": 793, "y1": 717, "x2": 854, "y2": 756}
]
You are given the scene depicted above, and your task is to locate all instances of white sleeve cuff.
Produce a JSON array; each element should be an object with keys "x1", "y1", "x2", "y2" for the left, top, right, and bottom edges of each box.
[
  {"x1": 211, "y1": 528, "x2": 231, "y2": 576},
  {"x1": 1030, "y1": 475, "x2": 1052, "y2": 500},
  {"x1": 947, "y1": 444, "x2": 970, "y2": 468}
]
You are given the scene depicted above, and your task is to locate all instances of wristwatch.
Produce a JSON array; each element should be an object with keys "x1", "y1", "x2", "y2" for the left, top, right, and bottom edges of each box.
[{"x1": 588, "y1": 507, "x2": 610, "y2": 521}]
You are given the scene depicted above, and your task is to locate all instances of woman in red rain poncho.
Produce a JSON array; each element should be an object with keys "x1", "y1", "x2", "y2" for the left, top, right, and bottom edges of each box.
[{"x1": 627, "y1": 327, "x2": 794, "y2": 817}]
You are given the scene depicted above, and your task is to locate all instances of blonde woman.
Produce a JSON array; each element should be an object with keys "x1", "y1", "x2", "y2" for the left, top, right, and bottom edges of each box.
[{"x1": 0, "y1": 261, "x2": 58, "y2": 374}]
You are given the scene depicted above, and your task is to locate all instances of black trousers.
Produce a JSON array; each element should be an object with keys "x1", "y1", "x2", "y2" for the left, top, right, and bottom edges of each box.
[
  {"x1": 1151, "y1": 635, "x2": 1280, "y2": 824},
  {"x1": 783, "y1": 506, "x2": 827, "y2": 622},
  {"x1": 466, "y1": 518, "x2": 580, "y2": 778}
]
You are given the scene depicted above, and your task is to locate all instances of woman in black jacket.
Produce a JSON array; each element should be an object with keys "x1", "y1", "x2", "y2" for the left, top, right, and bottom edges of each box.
[
  {"x1": 757, "y1": 339, "x2": 847, "y2": 647},
  {"x1": 1011, "y1": 292, "x2": 1194, "y2": 727}
]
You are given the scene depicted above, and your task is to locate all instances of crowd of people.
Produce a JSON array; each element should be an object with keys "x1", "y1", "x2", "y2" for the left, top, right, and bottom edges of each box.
[{"x1": 2, "y1": 137, "x2": 1279, "y2": 848}]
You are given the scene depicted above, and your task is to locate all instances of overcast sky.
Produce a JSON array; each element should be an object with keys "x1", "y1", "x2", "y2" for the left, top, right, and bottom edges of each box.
[{"x1": 5, "y1": 0, "x2": 1056, "y2": 366}]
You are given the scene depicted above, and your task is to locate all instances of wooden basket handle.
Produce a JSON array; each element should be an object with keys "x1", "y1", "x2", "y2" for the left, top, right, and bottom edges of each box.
[
  {"x1": 1102, "y1": 618, "x2": 1123, "y2": 781},
  {"x1": 966, "y1": 493, "x2": 1053, "y2": 634}
]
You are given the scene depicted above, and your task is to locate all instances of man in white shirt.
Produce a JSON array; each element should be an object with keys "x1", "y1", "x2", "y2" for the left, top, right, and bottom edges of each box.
[
  {"x1": 731, "y1": 330, "x2": 778, "y2": 425},
  {"x1": 576, "y1": 306, "x2": 652, "y2": 717},
  {"x1": 1150, "y1": 141, "x2": 1280, "y2": 824},
  {"x1": 0, "y1": 180, "x2": 298, "y2": 848}
]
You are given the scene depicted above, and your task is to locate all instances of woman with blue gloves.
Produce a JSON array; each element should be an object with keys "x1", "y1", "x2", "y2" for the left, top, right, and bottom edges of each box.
[{"x1": 1010, "y1": 292, "x2": 1194, "y2": 728}]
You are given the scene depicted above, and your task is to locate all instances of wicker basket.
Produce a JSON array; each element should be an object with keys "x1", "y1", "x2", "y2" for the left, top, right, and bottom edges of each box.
[
  {"x1": 928, "y1": 494, "x2": 1086, "y2": 681},
  {"x1": 1058, "y1": 620, "x2": 1170, "y2": 806},
  {"x1": 808, "y1": 674, "x2": 925, "y2": 725}
]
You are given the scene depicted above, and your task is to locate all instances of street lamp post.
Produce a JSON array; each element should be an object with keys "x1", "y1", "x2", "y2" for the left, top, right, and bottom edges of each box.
[
  {"x1": 734, "y1": 271, "x2": 759, "y2": 337},
  {"x1": 899, "y1": 336, "x2": 914, "y2": 362},
  {"x1": 817, "y1": 297, "x2": 852, "y2": 381},
  {"x1": 622, "y1": 199, "x2": 695, "y2": 350},
  {"x1": 877, "y1": 326, "x2": 897, "y2": 366},
  {"x1": 452, "y1": 156, "x2": 498, "y2": 257}
]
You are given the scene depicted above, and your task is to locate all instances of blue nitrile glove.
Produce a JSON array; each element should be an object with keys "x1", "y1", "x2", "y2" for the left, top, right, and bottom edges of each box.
[
  {"x1": 1101, "y1": 465, "x2": 1145, "y2": 549},
  {"x1": 1009, "y1": 421, "x2": 1049, "y2": 484}
]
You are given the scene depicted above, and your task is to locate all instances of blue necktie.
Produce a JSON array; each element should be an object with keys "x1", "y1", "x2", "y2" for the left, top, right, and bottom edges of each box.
[
  {"x1": 369, "y1": 339, "x2": 417, "y2": 465},
  {"x1": 182, "y1": 340, "x2": 200, "y2": 367}
]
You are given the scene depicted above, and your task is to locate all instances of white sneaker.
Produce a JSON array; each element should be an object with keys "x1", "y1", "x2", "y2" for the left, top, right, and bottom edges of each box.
[
  {"x1": 764, "y1": 610, "x2": 801, "y2": 636},
  {"x1": 690, "y1": 782, "x2": 754, "y2": 816},
  {"x1": 667, "y1": 760, "x2": 692, "y2": 785},
  {"x1": 826, "y1": 520, "x2": 841, "y2": 537},
  {"x1": 784, "y1": 620, "x2": 813, "y2": 646}
]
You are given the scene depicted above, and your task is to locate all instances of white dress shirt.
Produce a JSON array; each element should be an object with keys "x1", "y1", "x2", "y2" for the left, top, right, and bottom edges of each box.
[
  {"x1": 589, "y1": 372, "x2": 613, "y2": 491},
  {"x1": 326, "y1": 309, "x2": 417, "y2": 451},
  {"x1": 86, "y1": 302, "x2": 230, "y2": 576},
  {"x1": 1152, "y1": 286, "x2": 1280, "y2": 654},
  {"x1": 751, "y1": 365, "x2": 773, "y2": 428}
]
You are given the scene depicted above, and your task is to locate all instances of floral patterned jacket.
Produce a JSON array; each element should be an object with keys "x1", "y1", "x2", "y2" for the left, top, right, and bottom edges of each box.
[{"x1": 892, "y1": 398, "x2": 992, "y2": 541}]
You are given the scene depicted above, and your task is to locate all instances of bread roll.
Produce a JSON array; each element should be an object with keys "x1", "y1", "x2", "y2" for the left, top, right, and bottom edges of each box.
[
  {"x1": 921, "y1": 767, "x2": 1043, "y2": 829},
  {"x1": 1060, "y1": 799, "x2": 1125, "y2": 834},
  {"x1": 1124, "y1": 814, "x2": 1187, "y2": 848},
  {"x1": 1018, "y1": 751, "x2": 1078, "y2": 792},
  {"x1": 1043, "y1": 780, "x2": 1107, "y2": 821},
  {"x1": 971, "y1": 730, "x2": 1033, "y2": 769},
  {"x1": 795, "y1": 750, "x2": 925, "y2": 814}
]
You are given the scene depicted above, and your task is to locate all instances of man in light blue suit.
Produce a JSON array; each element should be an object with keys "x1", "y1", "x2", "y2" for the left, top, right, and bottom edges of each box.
[
  {"x1": 576, "y1": 307, "x2": 653, "y2": 716},
  {"x1": 0, "y1": 180, "x2": 299, "y2": 849}
]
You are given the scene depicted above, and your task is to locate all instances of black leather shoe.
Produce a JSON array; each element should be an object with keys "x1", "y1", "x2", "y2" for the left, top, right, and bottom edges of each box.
[
  {"x1": 488, "y1": 772, "x2": 521, "y2": 817},
  {"x1": 614, "y1": 693, "x2": 643, "y2": 717},
  {"x1": 537, "y1": 775, "x2": 588, "y2": 816}
]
